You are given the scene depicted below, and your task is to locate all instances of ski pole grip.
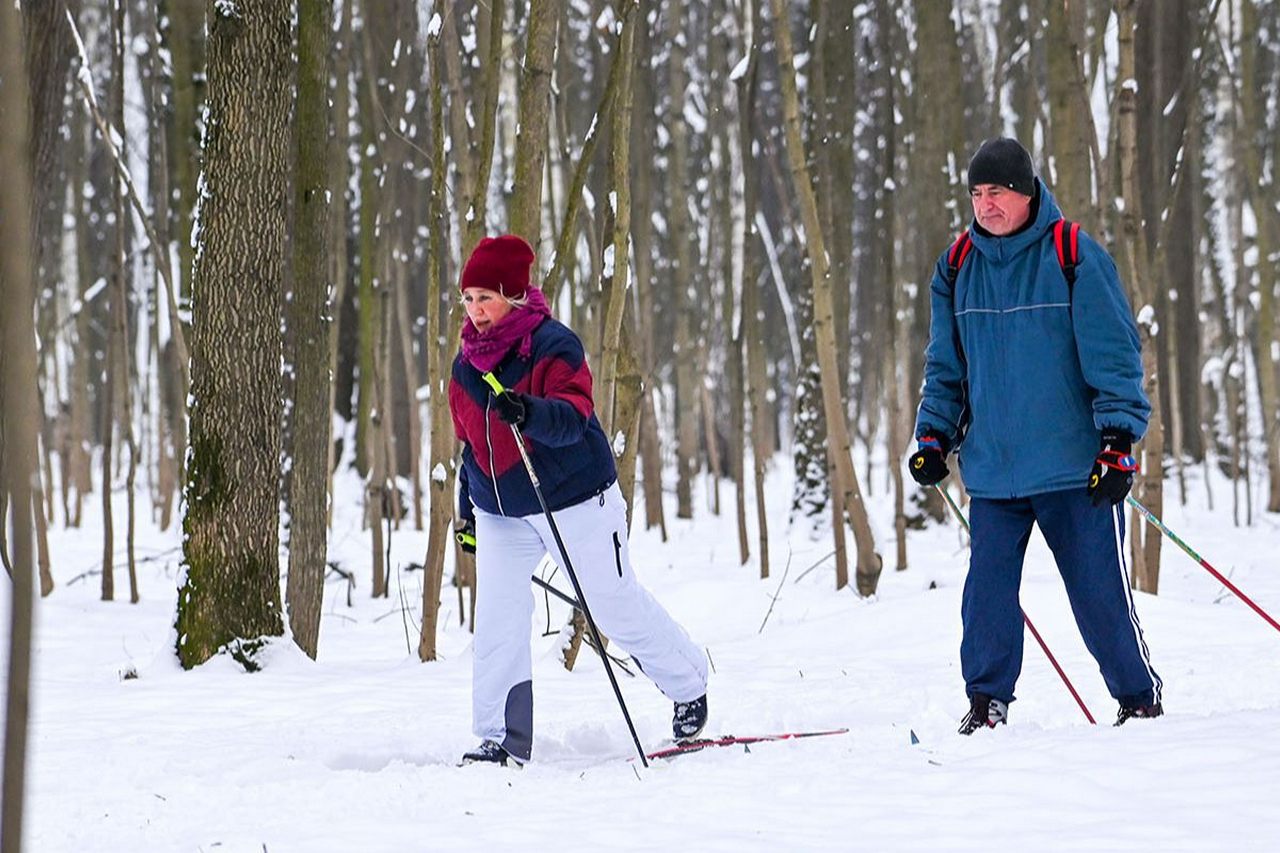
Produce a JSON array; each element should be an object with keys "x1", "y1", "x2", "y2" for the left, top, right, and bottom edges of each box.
[{"x1": 481, "y1": 372, "x2": 505, "y2": 395}]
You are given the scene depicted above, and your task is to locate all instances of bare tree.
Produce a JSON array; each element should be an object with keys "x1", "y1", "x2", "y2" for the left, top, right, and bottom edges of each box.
[
  {"x1": 1, "y1": 0, "x2": 39, "y2": 843},
  {"x1": 286, "y1": 0, "x2": 334, "y2": 659},
  {"x1": 1115, "y1": 0, "x2": 1164, "y2": 592},
  {"x1": 666, "y1": 0, "x2": 702, "y2": 521},
  {"x1": 418, "y1": 9, "x2": 455, "y2": 662},
  {"x1": 770, "y1": 0, "x2": 881, "y2": 593},
  {"x1": 509, "y1": 0, "x2": 560, "y2": 246},
  {"x1": 175, "y1": 0, "x2": 292, "y2": 668},
  {"x1": 596, "y1": 0, "x2": 640, "y2": 435}
]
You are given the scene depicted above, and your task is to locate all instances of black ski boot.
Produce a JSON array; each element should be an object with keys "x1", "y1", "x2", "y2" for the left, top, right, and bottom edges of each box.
[
  {"x1": 958, "y1": 692, "x2": 1008, "y2": 735},
  {"x1": 673, "y1": 694, "x2": 708, "y2": 741},
  {"x1": 460, "y1": 740, "x2": 522, "y2": 768},
  {"x1": 1115, "y1": 701, "x2": 1163, "y2": 726}
]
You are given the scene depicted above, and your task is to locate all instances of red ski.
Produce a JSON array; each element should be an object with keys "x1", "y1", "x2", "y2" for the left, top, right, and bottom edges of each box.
[{"x1": 643, "y1": 728, "x2": 850, "y2": 761}]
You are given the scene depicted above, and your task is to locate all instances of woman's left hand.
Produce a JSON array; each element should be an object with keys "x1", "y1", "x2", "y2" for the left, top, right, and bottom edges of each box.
[{"x1": 493, "y1": 391, "x2": 528, "y2": 427}]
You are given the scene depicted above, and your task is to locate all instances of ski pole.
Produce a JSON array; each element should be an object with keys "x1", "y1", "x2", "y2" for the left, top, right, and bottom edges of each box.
[
  {"x1": 481, "y1": 372, "x2": 650, "y2": 767},
  {"x1": 935, "y1": 486, "x2": 1097, "y2": 724},
  {"x1": 1125, "y1": 496, "x2": 1280, "y2": 635},
  {"x1": 531, "y1": 574, "x2": 581, "y2": 610}
]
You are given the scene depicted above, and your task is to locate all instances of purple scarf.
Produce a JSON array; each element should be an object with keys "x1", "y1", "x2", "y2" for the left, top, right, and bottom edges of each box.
[{"x1": 460, "y1": 287, "x2": 553, "y2": 373}]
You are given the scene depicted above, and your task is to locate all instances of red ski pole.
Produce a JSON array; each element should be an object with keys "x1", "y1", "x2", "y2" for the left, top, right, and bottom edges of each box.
[
  {"x1": 1126, "y1": 496, "x2": 1280, "y2": 635},
  {"x1": 935, "y1": 486, "x2": 1097, "y2": 725}
]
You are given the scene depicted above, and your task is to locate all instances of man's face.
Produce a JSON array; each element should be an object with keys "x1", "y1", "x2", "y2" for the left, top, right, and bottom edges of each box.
[{"x1": 970, "y1": 184, "x2": 1033, "y2": 236}]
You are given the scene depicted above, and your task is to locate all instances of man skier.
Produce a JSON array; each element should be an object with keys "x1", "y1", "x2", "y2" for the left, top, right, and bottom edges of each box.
[{"x1": 910, "y1": 137, "x2": 1163, "y2": 734}]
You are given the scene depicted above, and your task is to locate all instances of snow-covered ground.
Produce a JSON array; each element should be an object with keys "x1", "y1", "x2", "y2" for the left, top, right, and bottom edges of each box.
[{"x1": 4, "y1": 457, "x2": 1280, "y2": 852}]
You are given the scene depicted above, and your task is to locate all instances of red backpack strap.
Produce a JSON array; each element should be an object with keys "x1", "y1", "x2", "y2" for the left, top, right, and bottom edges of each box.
[
  {"x1": 945, "y1": 230, "x2": 974, "y2": 287},
  {"x1": 1053, "y1": 219, "x2": 1081, "y2": 292}
]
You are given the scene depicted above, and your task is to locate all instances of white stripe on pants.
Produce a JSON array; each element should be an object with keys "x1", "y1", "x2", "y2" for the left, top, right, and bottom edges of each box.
[{"x1": 472, "y1": 482, "x2": 708, "y2": 760}]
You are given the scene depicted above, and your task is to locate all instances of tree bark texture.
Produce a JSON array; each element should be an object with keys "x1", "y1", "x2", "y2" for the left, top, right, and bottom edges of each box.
[
  {"x1": 175, "y1": 0, "x2": 290, "y2": 669},
  {"x1": 509, "y1": 0, "x2": 560, "y2": 246}
]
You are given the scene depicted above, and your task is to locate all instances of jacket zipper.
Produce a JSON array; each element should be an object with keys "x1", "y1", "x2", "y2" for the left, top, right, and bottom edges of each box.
[{"x1": 485, "y1": 395, "x2": 506, "y2": 515}]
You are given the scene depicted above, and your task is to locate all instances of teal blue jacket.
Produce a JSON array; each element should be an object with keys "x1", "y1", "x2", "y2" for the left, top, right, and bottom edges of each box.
[{"x1": 915, "y1": 181, "x2": 1150, "y2": 499}]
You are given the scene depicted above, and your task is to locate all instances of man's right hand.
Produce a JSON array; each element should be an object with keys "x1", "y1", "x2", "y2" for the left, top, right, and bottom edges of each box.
[
  {"x1": 455, "y1": 519, "x2": 476, "y2": 554},
  {"x1": 908, "y1": 434, "x2": 950, "y2": 486}
]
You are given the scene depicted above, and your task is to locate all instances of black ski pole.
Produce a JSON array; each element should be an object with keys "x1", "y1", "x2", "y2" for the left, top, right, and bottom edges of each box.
[
  {"x1": 482, "y1": 372, "x2": 650, "y2": 767},
  {"x1": 531, "y1": 574, "x2": 579, "y2": 610}
]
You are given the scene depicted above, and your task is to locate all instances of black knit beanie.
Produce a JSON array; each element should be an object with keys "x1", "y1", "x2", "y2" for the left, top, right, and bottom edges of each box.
[{"x1": 967, "y1": 137, "x2": 1036, "y2": 197}]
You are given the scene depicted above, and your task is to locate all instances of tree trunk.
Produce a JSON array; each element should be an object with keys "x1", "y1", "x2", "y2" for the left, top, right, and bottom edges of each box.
[
  {"x1": 1115, "y1": 0, "x2": 1163, "y2": 593},
  {"x1": 286, "y1": 0, "x2": 333, "y2": 659},
  {"x1": 67, "y1": 102, "x2": 92, "y2": 529},
  {"x1": 167, "y1": 0, "x2": 204, "y2": 310},
  {"x1": 326, "y1": 0, "x2": 354, "y2": 525},
  {"x1": 354, "y1": 63, "x2": 379, "y2": 478},
  {"x1": 667, "y1": 0, "x2": 699, "y2": 521},
  {"x1": 418, "y1": 49, "x2": 454, "y2": 659},
  {"x1": 625, "y1": 9, "x2": 666, "y2": 539},
  {"x1": 596, "y1": 0, "x2": 639, "y2": 436},
  {"x1": 770, "y1": 0, "x2": 881, "y2": 593},
  {"x1": 463, "y1": 0, "x2": 506, "y2": 257},
  {"x1": 1, "y1": 0, "x2": 38, "y2": 841},
  {"x1": 1046, "y1": 0, "x2": 1094, "y2": 218},
  {"x1": 735, "y1": 0, "x2": 767, "y2": 578},
  {"x1": 109, "y1": 0, "x2": 138, "y2": 606},
  {"x1": 145, "y1": 0, "x2": 180, "y2": 532},
  {"x1": 175, "y1": 0, "x2": 290, "y2": 669},
  {"x1": 509, "y1": 0, "x2": 560, "y2": 246},
  {"x1": 1240, "y1": 0, "x2": 1280, "y2": 513}
]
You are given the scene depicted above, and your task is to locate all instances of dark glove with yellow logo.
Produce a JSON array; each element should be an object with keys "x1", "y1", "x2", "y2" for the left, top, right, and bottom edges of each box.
[
  {"x1": 908, "y1": 433, "x2": 950, "y2": 487},
  {"x1": 1088, "y1": 429, "x2": 1138, "y2": 506}
]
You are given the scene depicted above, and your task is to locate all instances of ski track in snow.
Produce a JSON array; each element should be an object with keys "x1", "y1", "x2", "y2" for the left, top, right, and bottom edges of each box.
[{"x1": 4, "y1": 462, "x2": 1279, "y2": 852}]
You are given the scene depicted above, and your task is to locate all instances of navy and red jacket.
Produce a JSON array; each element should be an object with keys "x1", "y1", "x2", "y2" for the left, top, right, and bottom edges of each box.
[{"x1": 449, "y1": 316, "x2": 616, "y2": 522}]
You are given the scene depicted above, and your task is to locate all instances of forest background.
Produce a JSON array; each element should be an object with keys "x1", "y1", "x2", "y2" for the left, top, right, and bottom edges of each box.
[{"x1": 2, "y1": 0, "x2": 1279, "y2": 846}]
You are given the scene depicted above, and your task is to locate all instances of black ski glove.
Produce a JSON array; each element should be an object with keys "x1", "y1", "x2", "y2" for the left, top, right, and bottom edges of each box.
[
  {"x1": 908, "y1": 433, "x2": 950, "y2": 487},
  {"x1": 1088, "y1": 429, "x2": 1138, "y2": 506},
  {"x1": 455, "y1": 519, "x2": 476, "y2": 554},
  {"x1": 492, "y1": 391, "x2": 527, "y2": 427}
]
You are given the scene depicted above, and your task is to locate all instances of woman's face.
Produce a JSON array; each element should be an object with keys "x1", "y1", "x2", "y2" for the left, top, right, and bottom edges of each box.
[{"x1": 462, "y1": 287, "x2": 514, "y2": 333}]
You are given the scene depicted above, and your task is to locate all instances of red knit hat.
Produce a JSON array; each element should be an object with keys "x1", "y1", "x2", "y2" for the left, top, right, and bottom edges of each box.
[{"x1": 460, "y1": 235, "x2": 536, "y2": 299}]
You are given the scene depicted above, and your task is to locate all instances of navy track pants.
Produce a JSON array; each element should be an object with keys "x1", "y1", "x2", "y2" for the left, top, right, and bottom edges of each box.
[{"x1": 961, "y1": 488, "x2": 1162, "y2": 707}]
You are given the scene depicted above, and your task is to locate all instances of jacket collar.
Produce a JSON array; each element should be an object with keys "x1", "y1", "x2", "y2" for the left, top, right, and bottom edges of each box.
[{"x1": 967, "y1": 178, "x2": 1062, "y2": 263}]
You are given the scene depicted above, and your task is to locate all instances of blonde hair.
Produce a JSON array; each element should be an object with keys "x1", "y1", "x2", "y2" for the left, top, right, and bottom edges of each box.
[{"x1": 502, "y1": 289, "x2": 530, "y2": 308}]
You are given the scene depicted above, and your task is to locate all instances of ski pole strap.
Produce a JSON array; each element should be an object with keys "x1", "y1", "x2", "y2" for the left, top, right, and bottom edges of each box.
[
  {"x1": 1096, "y1": 449, "x2": 1138, "y2": 472},
  {"x1": 481, "y1": 372, "x2": 505, "y2": 395}
]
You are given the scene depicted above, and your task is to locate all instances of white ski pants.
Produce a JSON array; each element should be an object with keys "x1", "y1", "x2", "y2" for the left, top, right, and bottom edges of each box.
[{"x1": 471, "y1": 482, "x2": 708, "y2": 762}]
